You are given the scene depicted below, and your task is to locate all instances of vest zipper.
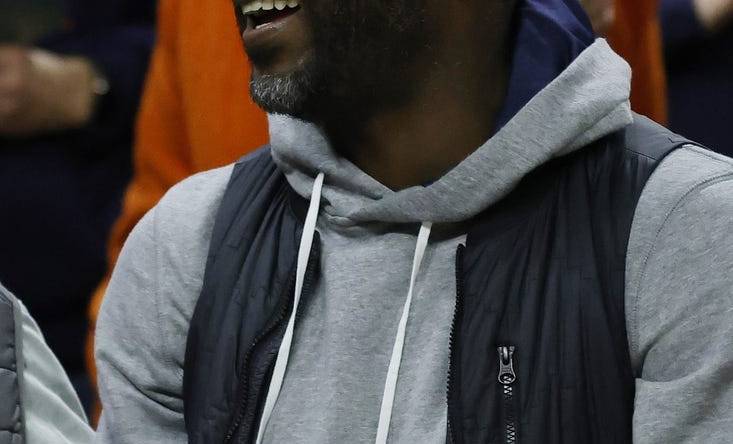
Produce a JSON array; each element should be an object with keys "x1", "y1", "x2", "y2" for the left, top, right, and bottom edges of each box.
[
  {"x1": 497, "y1": 345, "x2": 518, "y2": 444},
  {"x1": 224, "y1": 241, "x2": 320, "y2": 443},
  {"x1": 446, "y1": 245, "x2": 465, "y2": 444},
  {"x1": 223, "y1": 271, "x2": 296, "y2": 443}
]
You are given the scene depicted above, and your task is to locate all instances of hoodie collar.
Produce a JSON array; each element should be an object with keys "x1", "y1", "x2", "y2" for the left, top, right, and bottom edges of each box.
[
  {"x1": 270, "y1": 1, "x2": 632, "y2": 225},
  {"x1": 495, "y1": 0, "x2": 595, "y2": 129}
]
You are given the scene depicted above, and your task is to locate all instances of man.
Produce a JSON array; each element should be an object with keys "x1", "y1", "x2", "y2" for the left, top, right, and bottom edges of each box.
[
  {"x1": 85, "y1": 3, "x2": 666, "y2": 402},
  {"x1": 96, "y1": 0, "x2": 733, "y2": 443},
  {"x1": 0, "y1": 283, "x2": 93, "y2": 443}
]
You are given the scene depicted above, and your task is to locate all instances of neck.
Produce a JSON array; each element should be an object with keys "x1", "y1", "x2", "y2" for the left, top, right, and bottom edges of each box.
[{"x1": 323, "y1": 12, "x2": 512, "y2": 190}]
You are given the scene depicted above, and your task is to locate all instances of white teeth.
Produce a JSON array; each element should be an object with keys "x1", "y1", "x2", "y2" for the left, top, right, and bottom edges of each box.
[
  {"x1": 242, "y1": 0, "x2": 261, "y2": 14},
  {"x1": 242, "y1": 0, "x2": 299, "y2": 15}
]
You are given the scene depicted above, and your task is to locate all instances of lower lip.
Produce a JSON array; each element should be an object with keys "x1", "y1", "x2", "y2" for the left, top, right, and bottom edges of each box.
[{"x1": 241, "y1": 8, "x2": 302, "y2": 47}]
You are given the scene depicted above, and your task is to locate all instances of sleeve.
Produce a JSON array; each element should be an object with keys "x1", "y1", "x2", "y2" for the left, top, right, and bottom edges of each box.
[
  {"x1": 660, "y1": 0, "x2": 708, "y2": 48},
  {"x1": 629, "y1": 175, "x2": 733, "y2": 443},
  {"x1": 10, "y1": 295, "x2": 94, "y2": 444},
  {"x1": 94, "y1": 206, "x2": 188, "y2": 443},
  {"x1": 93, "y1": 165, "x2": 232, "y2": 442},
  {"x1": 86, "y1": 0, "x2": 192, "y2": 409}
]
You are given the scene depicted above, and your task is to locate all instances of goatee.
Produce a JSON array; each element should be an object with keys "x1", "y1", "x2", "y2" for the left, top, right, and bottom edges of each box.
[{"x1": 248, "y1": 0, "x2": 431, "y2": 122}]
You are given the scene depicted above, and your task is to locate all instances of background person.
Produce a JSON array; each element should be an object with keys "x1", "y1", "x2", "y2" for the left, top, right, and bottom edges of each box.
[
  {"x1": 661, "y1": 0, "x2": 733, "y2": 155},
  {"x1": 0, "y1": 0, "x2": 155, "y2": 410},
  {"x1": 0, "y1": 283, "x2": 93, "y2": 443}
]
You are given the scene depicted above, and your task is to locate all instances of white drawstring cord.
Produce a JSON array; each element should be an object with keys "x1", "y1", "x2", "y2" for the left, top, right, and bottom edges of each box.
[
  {"x1": 255, "y1": 172, "x2": 325, "y2": 444},
  {"x1": 254, "y1": 172, "x2": 431, "y2": 444},
  {"x1": 375, "y1": 222, "x2": 433, "y2": 444}
]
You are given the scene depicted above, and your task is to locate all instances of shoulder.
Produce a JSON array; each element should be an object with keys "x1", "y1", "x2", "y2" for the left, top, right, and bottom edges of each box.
[
  {"x1": 624, "y1": 145, "x2": 733, "y2": 441},
  {"x1": 108, "y1": 148, "x2": 276, "y2": 312},
  {"x1": 129, "y1": 164, "x2": 236, "y2": 257},
  {"x1": 628, "y1": 144, "x2": 733, "y2": 280},
  {"x1": 155, "y1": 147, "x2": 273, "y2": 216},
  {"x1": 100, "y1": 163, "x2": 236, "y2": 362},
  {"x1": 107, "y1": 161, "x2": 237, "y2": 302},
  {"x1": 96, "y1": 164, "x2": 240, "y2": 427},
  {"x1": 155, "y1": 163, "x2": 236, "y2": 224},
  {"x1": 148, "y1": 147, "x2": 275, "y2": 248},
  {"x1": 633, "y1": 144, "x2": 733, "y2": 229},
  {"x1": 626, "y1": 144, "x2": 733, "y2": 367}
]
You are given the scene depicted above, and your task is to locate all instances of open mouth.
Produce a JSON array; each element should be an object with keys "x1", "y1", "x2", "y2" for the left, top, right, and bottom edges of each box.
[{"x1": 241, "y1": 0, "x2": 302, "y2": 30}]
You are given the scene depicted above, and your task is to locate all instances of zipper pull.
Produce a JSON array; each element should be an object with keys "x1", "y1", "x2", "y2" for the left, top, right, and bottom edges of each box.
[{"x1": 497, "y1": 346, "x2": 516, "y2": 385}]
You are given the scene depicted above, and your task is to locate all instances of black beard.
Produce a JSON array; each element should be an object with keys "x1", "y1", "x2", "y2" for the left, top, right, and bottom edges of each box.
[{"x1": 249, "y1": 0, "x2": 430, "y2": 122}]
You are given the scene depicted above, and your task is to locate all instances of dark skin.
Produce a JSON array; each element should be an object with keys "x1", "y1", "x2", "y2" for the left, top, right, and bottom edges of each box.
[
  {"x1": 242, "y1": 0, "x2": 515, "y2": 190},
  {"x1": 329, "y1": 4, "x2": 514, "y2": 189}
]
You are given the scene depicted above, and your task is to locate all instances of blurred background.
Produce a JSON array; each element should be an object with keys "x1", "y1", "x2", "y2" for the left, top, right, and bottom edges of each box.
[
  {"x1": 0, "y1": 0, "x2": 154, "y2": 412},
  {"x1": 0, "y1": 0, "x2": 730, "y2": 421}
]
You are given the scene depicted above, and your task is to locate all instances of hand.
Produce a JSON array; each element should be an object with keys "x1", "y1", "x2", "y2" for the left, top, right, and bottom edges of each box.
[
  {"x1": 695, "y1": 0, "x2": 733, "y2": 31},
  {"x1": 0, "y1": 45, "x2": 97, "y2": 137},
  {"x1": 579, "y1": 0, "x2": 616, "y2": 36}
]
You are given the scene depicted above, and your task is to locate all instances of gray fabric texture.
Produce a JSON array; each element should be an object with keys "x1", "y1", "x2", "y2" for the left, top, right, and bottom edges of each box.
[
  {"x1": 260, "y1": 39, "x2": 632, "y2": 444},
  {"x1": 625, "y1": 146, "x2": 733, "y2": 443},
  {"x1": 94, "y1": 39, "x2": 733, "y2": 443},
  {"x1": 260, "y1": 223, "x2": 465, "y2": 444},
  {"x1": 0, "y1": 284, "x2": 93, "y2": 444},
  {"x1": 95, "y1": 166, "x2": 234, "y2": 443},
  {"x1": 270, "y1": 39, "x2": 632, "y2": 224}
]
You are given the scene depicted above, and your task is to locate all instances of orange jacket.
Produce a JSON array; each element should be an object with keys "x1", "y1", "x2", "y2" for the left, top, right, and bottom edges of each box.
[
  {"x1": 86, "y1": 0, "x2": 268, "y2": 393},
  {"x1": 609, "y1": 0, "x2": 668, "y2": 123}
]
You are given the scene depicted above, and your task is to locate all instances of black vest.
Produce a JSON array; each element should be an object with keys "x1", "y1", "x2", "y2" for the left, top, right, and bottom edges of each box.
[
  {"x1": 184, "y1": 116, "x2": 692, "y2": 443},
  {"x1": 0, "y1": 287, "x2": 24, "y2": 444}
]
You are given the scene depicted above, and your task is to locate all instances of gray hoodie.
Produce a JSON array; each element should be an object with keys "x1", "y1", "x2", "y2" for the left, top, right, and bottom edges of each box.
[{"x1": 95, "y1": 40, "x2": 733, "y2": 443}]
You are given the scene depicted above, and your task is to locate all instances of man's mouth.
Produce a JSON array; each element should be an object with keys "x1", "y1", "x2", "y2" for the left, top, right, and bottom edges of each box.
[{"x1": 241, "y1": 0, "x2": 302, "y2": 30}]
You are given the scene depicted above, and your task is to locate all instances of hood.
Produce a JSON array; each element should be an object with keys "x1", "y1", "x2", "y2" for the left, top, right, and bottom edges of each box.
[
  {"x1": 496, "y1": 0, "x2": 595, "y2": 128},
  {"x1": 270, "y1": 1, "x2": 632, "y2": 225}
]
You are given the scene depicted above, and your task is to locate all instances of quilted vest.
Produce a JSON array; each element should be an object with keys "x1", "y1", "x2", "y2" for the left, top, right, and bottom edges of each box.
[
  {"x1": 184, "y1": 116, "x2": 692, "y2": 443},
  {"x1": 0, "y1": 287, "x2": 24, "y2": 444}
]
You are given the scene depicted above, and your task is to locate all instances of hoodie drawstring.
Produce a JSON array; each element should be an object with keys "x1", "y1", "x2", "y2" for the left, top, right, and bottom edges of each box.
[
  {"x1": 375, "y1": 222, "x2": 432, "y2": 444},
  {"x1": 255, "y1": 173, "x2": 433, "y2": 444},
  {"x1": 256, "y1": 172, "x2": 325, "y2": 444}
]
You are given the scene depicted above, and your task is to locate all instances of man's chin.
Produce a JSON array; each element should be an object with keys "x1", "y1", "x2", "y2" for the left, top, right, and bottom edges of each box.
[{"x1": 249, "y1": 69, "x2": 316, "y2": 119}]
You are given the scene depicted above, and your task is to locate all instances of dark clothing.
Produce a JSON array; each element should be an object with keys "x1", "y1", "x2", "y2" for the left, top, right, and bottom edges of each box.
[
  {"x1": 661, "y1": 0, "x2": 733, "y2": 156},
  {"x1": 183, "y1": 117, "x2": 688, "y2": 443},
  {"x1": 0, "y1": 288, "x2": 22, "y2": 444},
  {"x1": 498, "y1": 0, "x2": 594, "y2": 128},
  {"x1": 0, "y1": 0, "x2": 154, "y2": 378}
]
